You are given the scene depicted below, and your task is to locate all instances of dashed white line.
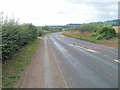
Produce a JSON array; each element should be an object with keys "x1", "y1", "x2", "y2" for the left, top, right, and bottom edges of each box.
[
  {"x1": 85, "y1": 49, "x2": 100, "y2": 54},
  {"x1": 75, "y1": 45, "x2": 86, "y2": 49},
  {"x1": 103, "y1": 55, "x2": 108, "y2": 57},
  {"x1": 114, "y1": 59, "x2": 120, "y2": 63},
  {"x1": 71, "y1": 43, "x2": 119, "y2": 62},
  {"x1": 73, "y1": 44, "x2": 100, "y2": 54}
]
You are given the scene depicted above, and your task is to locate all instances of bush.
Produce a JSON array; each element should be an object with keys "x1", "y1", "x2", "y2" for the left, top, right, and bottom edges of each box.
[
  {"x1": 2, "y1": 20, "x2": 38, "y2": 60},
  {"x1": 91, "y1": 25, "x2": 116, "y2": 40}
]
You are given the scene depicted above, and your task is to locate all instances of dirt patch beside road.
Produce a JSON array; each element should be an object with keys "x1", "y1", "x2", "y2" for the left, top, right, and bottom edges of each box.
[{"x1": 18, "y1": 36, "x2": 68, "y2": 88}]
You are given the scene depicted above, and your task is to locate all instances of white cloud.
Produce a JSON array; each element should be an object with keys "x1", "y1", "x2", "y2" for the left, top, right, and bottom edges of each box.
[
  {"x1": 66, "y1": 0, "x2": 119, "y2": 3},
  {"x1": 0, "y1": 0, "x2": 118, "y2": 25}
]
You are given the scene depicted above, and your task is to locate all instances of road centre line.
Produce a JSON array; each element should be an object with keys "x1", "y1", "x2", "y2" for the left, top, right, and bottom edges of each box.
[
  {"x1": 73, "y1": 44, "x2": 100, "y2": 54},
  {"x1": 114, "y1": 59, "x2": 120, "y2": 63},
  {"x1": 85, "y1": 48, "x2": 100, "y2": 54},
  {"x1": 72, "y1": 44, "x2": 119, "y2": 63}
]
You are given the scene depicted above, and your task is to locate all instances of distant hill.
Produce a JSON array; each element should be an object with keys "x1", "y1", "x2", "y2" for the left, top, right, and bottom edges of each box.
[
  {"x1": 46, "y1": 23, "x2": 81, "y2": 28},
  {"x1": 37, "y1": 19, "x2": 119, "y2": 28},
  {"x1": 63, "y1": 19, "x2": 119, "y2": 28},
  {"x1": 89, "y1": 19, "x2": 119, "y2": 26}
]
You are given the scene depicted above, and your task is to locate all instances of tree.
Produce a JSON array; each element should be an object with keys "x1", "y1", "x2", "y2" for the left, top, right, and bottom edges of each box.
[{"x1": 42, "y1": 26, "x2": 49, "y2": 30}]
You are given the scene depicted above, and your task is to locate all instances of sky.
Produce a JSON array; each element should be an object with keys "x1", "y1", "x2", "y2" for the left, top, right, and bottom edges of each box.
[{"x1": 0, "y1": 0, "x2": 119, "y2": 26}]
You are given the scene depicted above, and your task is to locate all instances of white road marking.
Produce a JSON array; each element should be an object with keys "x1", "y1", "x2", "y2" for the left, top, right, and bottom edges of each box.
[
  {"x1": 85, "y1": 49, "x2": 100, "y2": 53},
  {"x1": 114, "y1": 59, "x2": 120, "y2": 63},
  {"x1": 73, "y1": 44, "x2": 100, "y2": 54},
  {"x1": 103, "y1": 55, "x2": 108, "y2": 57},
  {"x1": 75, "y1": 45, "x2": 86, "y2": 49}
]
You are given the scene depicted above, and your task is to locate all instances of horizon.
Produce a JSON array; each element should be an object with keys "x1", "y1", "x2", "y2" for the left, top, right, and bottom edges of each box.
[{"x1": 36, "y1": 18, "x2": 118, "y2": 26}]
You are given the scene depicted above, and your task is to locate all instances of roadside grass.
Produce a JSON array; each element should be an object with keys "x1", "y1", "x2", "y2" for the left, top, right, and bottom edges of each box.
[
  {"x1": 62, "y1": 33, "x2": 100, "y2": 43},
  {"x1": 62, "y1": 32, "x2": 119, "y2": 48},
  {"x1": 2, "y1": 39, "x2": 41, "y2": 88}
]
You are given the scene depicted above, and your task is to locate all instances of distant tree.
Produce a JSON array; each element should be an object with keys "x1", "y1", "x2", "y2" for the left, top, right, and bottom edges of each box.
[
  {"x1": 57, "y1": 28, "x2": 62, "y2": 32},
  {"x1": 42, "y1": 26, "x2": 49, "y2": 30}
]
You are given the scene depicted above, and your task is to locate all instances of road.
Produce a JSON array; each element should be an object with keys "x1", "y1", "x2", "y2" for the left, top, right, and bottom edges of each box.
[{"x1": 20, "y1": 32, "x2": 118, "y2": 88}]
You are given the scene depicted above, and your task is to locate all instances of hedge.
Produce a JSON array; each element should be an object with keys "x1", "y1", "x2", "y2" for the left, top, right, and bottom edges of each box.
[{"x1": 2, "y1": 21, "x2": 38, "y2": 60}]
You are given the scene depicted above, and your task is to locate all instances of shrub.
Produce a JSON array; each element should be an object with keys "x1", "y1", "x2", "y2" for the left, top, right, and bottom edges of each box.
[
  {"x1": 2, "y1": 20, "x2": 38, "y2": 60},
  {"x1": 91, "y1": 25, "x2": 116, "y2": 40}
]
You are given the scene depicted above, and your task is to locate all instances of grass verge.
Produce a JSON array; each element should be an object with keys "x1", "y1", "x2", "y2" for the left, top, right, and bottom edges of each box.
[
  {"x1": 2, "y1": 39, "x2": 41, "y2": 88},
  {"x1": 62, "y1": 33, "x2": 100, "y2": 43}
]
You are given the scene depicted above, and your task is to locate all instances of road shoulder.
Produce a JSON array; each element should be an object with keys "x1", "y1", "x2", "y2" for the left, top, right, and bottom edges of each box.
[{"x1": 18, "y1": 36, "x2": 68, "y2": 88}]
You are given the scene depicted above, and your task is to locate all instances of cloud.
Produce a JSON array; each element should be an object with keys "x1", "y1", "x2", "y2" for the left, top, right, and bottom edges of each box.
[
  {"x1": 66, "y1": 0, "x2": 119, "y2": 3},
  {"x1": 84, "y1": 2, "x2": 118, "y2": 20},
  {"x1": 0, "y1": 0, "x2": 118, "y2": 25}
]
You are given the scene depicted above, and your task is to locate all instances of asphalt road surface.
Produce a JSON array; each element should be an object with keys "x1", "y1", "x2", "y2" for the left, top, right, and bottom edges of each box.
[{"x1": 20, "y1": 32, "x2": 118, "y2": 88}]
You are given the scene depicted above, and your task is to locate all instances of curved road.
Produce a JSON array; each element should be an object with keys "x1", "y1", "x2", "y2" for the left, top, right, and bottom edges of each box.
[
  {"x1": 47, "y1": 32, "x2": 118, "y2": 88},
  {"x1": 20, "y1": 32, "x2": 118, "y2": 88}
]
